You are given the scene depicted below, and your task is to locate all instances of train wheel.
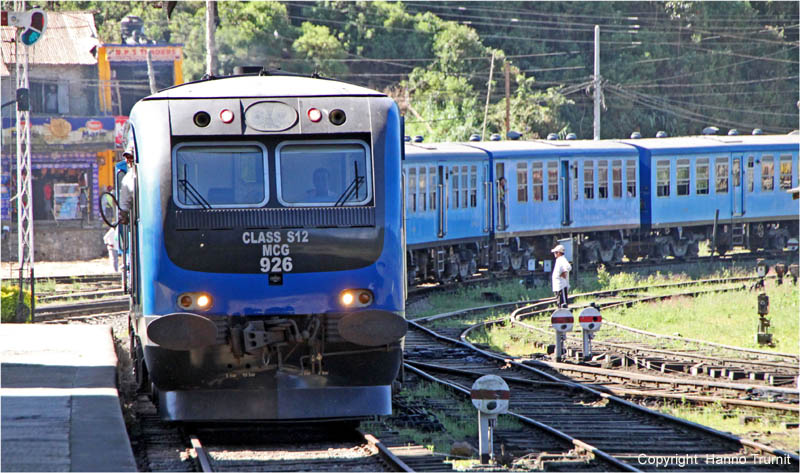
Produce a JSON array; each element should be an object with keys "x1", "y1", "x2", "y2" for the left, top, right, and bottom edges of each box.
[
  {"x1": 771, "y1": 234, "x2": 787, "y2": 250},
  {"x1": 613, "y1": 246, "x2": 624, "y2": 263},
  {"x1": 131, "y1": 335, "x2": 149, "y2": 394},
  {"x1": 457, "y1": 260, "x2": 470, "y2": 280},
  {"x1": 510, "y1": 253, "x2": 523, "y2": 271},
  {"x1": 686, "y1": 240, "x2": 699, "y2": 258},
  {"x1": 716, "y1": 244, "x2": 729, "y2": 256}
]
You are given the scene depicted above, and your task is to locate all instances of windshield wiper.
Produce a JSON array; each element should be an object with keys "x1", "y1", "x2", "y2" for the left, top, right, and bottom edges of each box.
[
  {"x1": 178, "y1": 164, "x2": 212, "y2": 209},
  {"x1": 335, "y1": 161, "x2": 365, "y2": 207}
]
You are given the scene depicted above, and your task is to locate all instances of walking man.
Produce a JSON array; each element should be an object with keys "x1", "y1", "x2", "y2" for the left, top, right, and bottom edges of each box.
[{"x1": 551, "y1": 244, "x2": 571, "y2": 308}]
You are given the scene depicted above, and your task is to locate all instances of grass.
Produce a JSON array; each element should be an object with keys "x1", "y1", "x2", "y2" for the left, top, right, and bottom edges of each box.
[{"x1": 601, "y1": 280, "x2": 799, "y2": 354}]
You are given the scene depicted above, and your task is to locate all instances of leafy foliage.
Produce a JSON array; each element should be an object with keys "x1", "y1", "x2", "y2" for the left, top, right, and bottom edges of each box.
[{"x1": 1, "y1": 285, "x2": 32, "y2": 323}]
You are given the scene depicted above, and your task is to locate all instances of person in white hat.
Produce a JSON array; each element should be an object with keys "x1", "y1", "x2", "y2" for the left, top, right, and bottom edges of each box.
[
  {"x1": 118, "y1": 143, "x2": 136, "y2": 225},
  {"x1": 551, "y1": 244, "x2": 571, "y2": 307}
]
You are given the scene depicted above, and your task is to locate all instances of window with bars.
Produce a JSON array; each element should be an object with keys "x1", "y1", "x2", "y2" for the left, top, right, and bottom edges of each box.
[
  {"x1": 676, "y1": 159, "x2": 690, "y2": 196},
  {"x1": 598, "y1": 160, "x2": 608, "y2": 198},
  {"x1": 779, "y1": 155, "x2": 792, "y2": 189},
  {"x1": 747, "y1": 157, "x2": 754, "y2": 192},
  {"x1": 451, "y1": 166, "x2": 459, "y2": 208},
  {"x1": 626, "y1": 160, "x2": 636, "y2": 197},
  {"x1": 408, "y1": 167, "x2": 416, "y2": 212},
  {"x1": 418, "y1": 167, "x2": 427, "y2": 211},
  {"x1": 584, "y1": 160, "x2": 594, "y2": 199},
  {"x1": 761, "y1": 156, "x2": 774, "y2": 191},
  {"x1": 715, "y1": 158, "x2": 728, "y2": 194},
  {"x1": 429, "y1": 167, "x2": 437, "y2": 210},
  {"x1": 696, "y1": 158, "x2": 709, "y2": 195},
  {"x1": 461, "y1": 165, "x2": 469, "y2": 208},
  {"x1": 470, "y1": 165, "x2": 477, "y2": 207},
  {"x1": 612, "y1": 160, "x2": 622, "y2": 198},
  {"x1": 532, "y1": 162, "x2": 543, "y2": 202},
  {"x1": 656, "y1": 160, "x2": 670, "y2": 197},
  {"x1": 547, "y1": 162, "x2": 559, "y2": 201},
  {"x1": 516, "y1": 162, "x2": 528, "y2": 202}
]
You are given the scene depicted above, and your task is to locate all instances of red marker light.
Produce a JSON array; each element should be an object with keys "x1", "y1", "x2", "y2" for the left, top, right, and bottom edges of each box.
[
  {"x1": 308, "y1": 108, "x2": 322, "y2": 122},
  {"x1": 220, "y1": 109, "x2": 234, "y2": 123}
]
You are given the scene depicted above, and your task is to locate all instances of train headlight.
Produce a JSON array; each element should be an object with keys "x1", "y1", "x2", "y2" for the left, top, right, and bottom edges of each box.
[
  {"x1": 308, "y1": 108, "x2": 322, "y2": 122},
  {"x1": 340, "y1": 289, "x2": 373, "y2": 308},
  {"x1": 177, "y1": 292, "x2": 213, "y2": 311},
  {"x1": 219, "y1": 109, "x2": 235, "y2": 123}
]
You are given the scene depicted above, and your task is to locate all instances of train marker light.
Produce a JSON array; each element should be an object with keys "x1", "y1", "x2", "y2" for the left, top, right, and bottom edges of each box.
[
  {"x1": 341, "y1": 291, "x2": 354, "y2": 306},
  {"x1": 340, "y1": 289, "x2": 373, "y2": 308},
  {"x1": 179, "y1": 295, "x2": 193, "y2": 308},
  {"x1": 177, "y1": 292, "x2": 213, "y2": 311},
  {"x1": 196, "y1": 294, "x2": 211, "y2": 308},
  {"x1": 308, "y1": 108, "x2": 322, "y2": 122},
  {"x1": 219, "y1": 109, "x2": 234, "y2": 123}
]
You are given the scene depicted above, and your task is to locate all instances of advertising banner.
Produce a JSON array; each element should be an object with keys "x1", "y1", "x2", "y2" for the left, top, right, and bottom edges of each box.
[
  {"x1": 105, "y1": 45, "x2": 182, "y2": 62},
  {"x1": 53, "y1": 182, "x2": 80, "y2": 220},
  {"x1": 2, "y1": 116, "x2": 115, "y2": 151}
]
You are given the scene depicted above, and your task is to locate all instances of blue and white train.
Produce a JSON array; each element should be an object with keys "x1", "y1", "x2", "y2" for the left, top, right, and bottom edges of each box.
[
  {"x1": 403, "y1": 134, "x2": 799, "y2": 284},
  {"x1": 118, "y1": 72, "x2": 406, "y2": 422}
]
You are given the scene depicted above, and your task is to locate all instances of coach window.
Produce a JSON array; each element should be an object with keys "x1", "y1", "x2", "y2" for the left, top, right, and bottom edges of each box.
[
  {"x1": 429, "y1": 166, "x2": 437, "y2": 210},
  {"x1": 516, "y1": 162, "x2": 528, "y2": 202},
  {"x1": 470, "y1": 165, "x2": 478, "y2": 207},
  {"x1": 584, "y1": 160, "x2": 594, "y2": 199},
  {"x1": 173, "y1": 142, "x2": 268, "y2": 209},
  {"x1": 572, "y1": 163, "x2": 579, "y2": 200},
  {"x1": 461, "y1": 165, "x2": 469, "y2": 208},
  {"x1": 656, "y1": 160, "x2": 670, "y2": 197},
  {"x1": 715, "y1": 158, "x2": 728, "y2": 194},
  {"x1": 547, "y1": 161, "x2": 559, "y2": 201},
  {"x1": 598, "y1": 160, "x2": 608, "y2": 199},
  {"x1": 451, "y1": 166, "x2": 459, "y2": 209},
  {"x1": 779, "y1": 155, "x2": 792, "y2": 189},
  {"x1": 676, "y1": 159, "x2": 690, "y2": 196},
  {"x1": 696, "y1": 158, "x2": 709, "y2": 195},
  {"x1": 418, "y1": 167, "x2": 427, "y2": 211},
  {"x1": 532, "y1": 162, "x2": 543, "y2": 202},
  {"x1": 612, "y1": 160, "x2": 622, "y2": 198},
  {"x1": 761, "y1": 156, "x2": 774, "y2": 191},
  {"x1": 747, "y1": 157, "x2": 754, "y2": 192},
  {"x1": 277, "y1": 141, "x2": 372, "y2": 207},
  {"x1": 626, "y1": 160, "x2": 636, "y2": 197},
  {"x1": 408, "y1": 167, "x2": 416, "y2": 212}
]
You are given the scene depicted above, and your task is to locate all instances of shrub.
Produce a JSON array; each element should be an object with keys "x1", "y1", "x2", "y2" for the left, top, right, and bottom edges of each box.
[{"x1": 1, "y1": 285, "x2": 32, "y2": 323}]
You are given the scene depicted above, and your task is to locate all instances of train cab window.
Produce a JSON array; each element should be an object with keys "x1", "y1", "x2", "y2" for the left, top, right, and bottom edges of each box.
[
  {"x1": 779, "y1": 155, "x2": 792, "y2": 189},
  {"x1": 598, "y1": 160, "x2": 608, "y2": 199},
  {"x1": 696, "y1": 158, "x2": 709, "y2": 195},
  {"x1": 583, "y1": 160, "x2": 594, "y2": 199},
  {"x1": 612, "y1": 160, "x2": 622, "y2": 198},
  {"x1": 532, "y1": 162, "x2": 543, "y2": 202},
  {"x1": 516, "y1": 162, "x2": 528, "y2": 202},
  {"x1": 656, "y1": 160, "x2": 670, "y2": 197},
  {"x1": 676, "y1": 159, "x2": 690, "y2": 196},
  {"x1": 626, "y1": 160, "x2": 636, "y2": 197},
  {"x1": 451, "y1": 166, "x2": 459, "y2": 208},
  {"x1": 461, "y1": 165, "x2": 469, "y2": 208},
  {"x1": 715, "y1": 158, "x2": 728, "y2": 194},
  {"x1": 470, "y1": 165, "x2": 477, "y2": 207},
  {"x1": 418, "y1": 167, "x2": 427, "y2": 212},
  {"x1": 408, "y1": 167, "x2": 416, "y2": 212},
  {"x1": 429, "y1": 167, "x2": 437, "y2": 210},
  {"x1": 761, "y1": 156, "x2": 774, "y2": 191},
  {"x1": 173, "y1": 143, "x2": 268, "y2": 208},
  {"x1": 547, "y1": 161, "x2": 558, "y2": 201},
  {"x1": 277, "y1": 141, "x2": 372, "y2": 207}
]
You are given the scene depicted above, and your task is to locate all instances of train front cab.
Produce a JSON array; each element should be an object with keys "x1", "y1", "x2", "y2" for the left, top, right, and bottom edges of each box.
[
  {"x1": 629, "y1": 135, "x2": 799, "y2": 256},
  {"x1": 124, "y1": 76, "x2": 405, "y2": 422}
]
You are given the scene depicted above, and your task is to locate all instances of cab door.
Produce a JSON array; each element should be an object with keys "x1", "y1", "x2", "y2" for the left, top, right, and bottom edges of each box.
[
  {"x1": 437, "y1": 164, "x2": 447, "y2": 238},
  {"x1": 732, "y1": 153, "x2": 744, "y2": 216},
  {"x1": 560, "y1": 158, "x2": 571, "y2": 226}
]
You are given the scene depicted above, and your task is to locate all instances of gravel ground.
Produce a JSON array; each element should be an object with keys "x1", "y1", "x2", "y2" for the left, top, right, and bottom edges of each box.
[{"x1": 2, "y1": 257, "x2": 117, "y2": 278}]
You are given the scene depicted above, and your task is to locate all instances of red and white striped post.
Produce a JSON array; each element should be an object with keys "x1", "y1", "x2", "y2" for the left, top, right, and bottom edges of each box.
[
  {"x1": 550, "y1": 308, "x2": 573, "y2": 362},
  {"x1": 471, "y1": 375, "x2": 510, "y2": 464},
  {"x1": 579, "y1": 306, "x2": 603, "y2": 361}
]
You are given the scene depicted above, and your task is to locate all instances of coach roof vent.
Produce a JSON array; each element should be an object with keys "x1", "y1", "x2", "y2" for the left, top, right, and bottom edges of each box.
[
  {"x1": 468, "y1": 134, "x2": 481, "y2": 142},
  {"x1": 630, "y1": 131, "x2": 642, "y2": 139},
  {"x1": 490, "y1": 133, "x2": 502, "y2": 141},
  {"x1": 752, "y1": 128, "x2": 764, "y2": 135},
  {"x1": 655, "y1": 131, "x2": 668, "y2": 138},
  {"x1": 565, "y1": 133, "x2": 577, "y2": 140},
  {"x1": 547, "y1": 133, "x2": 559, "y2": 140},
  {"x1": 702, "y1": 126, "x2": 719, "y2": 135},
  {"x1": 507, "y1": 130, "x2": 522, "y2": 140},
  {"x1": 413, "y1": 135, "x2": 424, "y2": 143},
  {"x1": 404, "y1": 136, "x2": 411, "y2": 142},
  {"x1": 728, "y1": 129, "x2": 740, "y2": 136},
  {"x1": 233, "y1": 66, "x2": 265, "y2": 75}
]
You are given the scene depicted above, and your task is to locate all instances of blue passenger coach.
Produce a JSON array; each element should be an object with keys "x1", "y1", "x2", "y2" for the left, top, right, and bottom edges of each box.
[
  {"x1": 626, "y1": 135, "x2": 799, "y2": 256},
  {"x1": 122, "y1": 72, "x2": 406, "y2": 422}
]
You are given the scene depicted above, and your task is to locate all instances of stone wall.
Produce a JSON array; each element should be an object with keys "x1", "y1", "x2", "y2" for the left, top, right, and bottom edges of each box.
[{"x1": 2, "y1": 221, "x2": 107, "y2": 262}]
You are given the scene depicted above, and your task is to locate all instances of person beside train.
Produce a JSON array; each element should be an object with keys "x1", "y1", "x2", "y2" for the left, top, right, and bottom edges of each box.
[
  {"x1": 118, "y1": 144, "x2": 136, "y2": 225},
  {"x1": 103, "y1": 226, "x2": 119, "y2": 272},
  {"x1": 551, "y1": 244, "x2": 571, "y2": 308}
]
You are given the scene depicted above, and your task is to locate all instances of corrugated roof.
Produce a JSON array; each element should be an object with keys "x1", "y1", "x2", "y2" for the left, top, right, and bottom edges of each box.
[{"x1": 1, "y1": 11, "x2": 99, "y2": 76}]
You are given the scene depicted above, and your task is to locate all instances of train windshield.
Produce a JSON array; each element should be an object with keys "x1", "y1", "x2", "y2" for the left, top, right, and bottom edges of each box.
[
  {"x1": 277, "y1": 141, "x2": 372, "y2": 206},
  {"x1": 173, "y1": 143, "x2": 268, "y2": 209}
]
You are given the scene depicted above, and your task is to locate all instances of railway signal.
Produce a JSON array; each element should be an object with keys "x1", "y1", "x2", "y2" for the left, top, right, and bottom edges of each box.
[
  {"x1": 470, "y1": 375, "x2": 509, "y2": 464},
  {"x1": 550, "y1": 308, "x2": 573, "y2": 362},
  {"x1": 756, "y1": 293, "x2": 772, "y2": 346},
  {"x1": 578, "y1": 306, "x2": 603, "y2": 361}
]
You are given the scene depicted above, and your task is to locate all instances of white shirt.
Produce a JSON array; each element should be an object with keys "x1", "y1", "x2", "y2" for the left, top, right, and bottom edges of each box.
[
  {"x1": 118, "y1": 168, "x2": 136, "y2": 212},
  {"x1": 552, "y1": 255, "x2": 572, "y2": 291},
  {"x1": 103, "y1": 228, "x2": 118, "y2": 250}
]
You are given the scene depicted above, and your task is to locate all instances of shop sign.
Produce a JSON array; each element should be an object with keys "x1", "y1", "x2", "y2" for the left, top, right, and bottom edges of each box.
[
  {"x1": 106, "y1": 45, "x2": 182, "y2": 62},
  {"x1": 114, "y1": 116, "x2": 129, "y2": 149},
  {"x1": 2, "y1": 116, "x2": 115, "y2": 150}
]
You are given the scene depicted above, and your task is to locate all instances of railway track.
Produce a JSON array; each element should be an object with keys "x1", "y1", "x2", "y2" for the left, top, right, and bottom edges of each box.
[{"x1": 404, "y1": 321, "x2": 799, "y2": 471}]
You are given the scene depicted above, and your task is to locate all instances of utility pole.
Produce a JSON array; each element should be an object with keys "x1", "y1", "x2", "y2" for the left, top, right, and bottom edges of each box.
[
  {"x1": 205, "y1": 0, "x2": 217, "y2": 76},
  {"x1": 14, "y1": 0, "x2": 35, "y2": 322},
  {"x1": 504, "y1": 61, "x2": 510, "y2": 137},
  {"x1": 593, "y1": 25, "x2": 601, "y2": 140},
  {"x1": 481, "y1": 52, "x2": 495, "y2": 141}
]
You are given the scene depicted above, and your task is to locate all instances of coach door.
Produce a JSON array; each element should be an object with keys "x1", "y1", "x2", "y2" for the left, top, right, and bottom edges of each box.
[
  {"x1": 495, "y1": 162, "x2": 507, "y2": 230},
  {"x1": 482, "y1": 163, "x2": 490, "y2": 233},
  {"x1": 732, "y1": 154, "x2": 744, "y2": 216},
  {"x1": 437, "y1": 164, "x2": 446, "y2": 238},
  {"x1": 560, "y1": 159, "x2": 571, "y2": 226}
]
